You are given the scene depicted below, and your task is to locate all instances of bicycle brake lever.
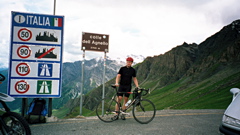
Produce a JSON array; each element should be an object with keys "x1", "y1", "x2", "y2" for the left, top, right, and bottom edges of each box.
[{"x1": 111, "y1": 84, "x2": 116, "y2": 88}]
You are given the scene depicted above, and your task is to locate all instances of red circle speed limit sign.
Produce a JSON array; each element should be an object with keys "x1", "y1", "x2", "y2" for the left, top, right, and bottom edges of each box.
[
  {"x1": 16, "y1": 63, "x2": 30, "y2": 76},
  {"x1": 15, "y1": 80, "x2": 30, "y2": 94},
  {"x1": 17, "y1": 45, "x2": 31, "y2": 58},
  {"x1": 18, "y1": 28, "x2": 32, "y2": 41}
]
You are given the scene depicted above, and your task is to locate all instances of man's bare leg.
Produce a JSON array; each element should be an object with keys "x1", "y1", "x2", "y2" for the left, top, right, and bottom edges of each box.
[
  {"x1": 115, "y1": 96, "x2": 123, "y2": 113},
  {"x1": 123, "y1": 96, "x2": 129, "y2": 110}
]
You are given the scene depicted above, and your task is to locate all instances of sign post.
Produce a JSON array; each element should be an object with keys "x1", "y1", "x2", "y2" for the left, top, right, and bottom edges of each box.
[
  {"x1": 80, "y1": 32, "x2": 109, "y2": 116},
  {"x1": 48, "y1": 0, "x2": 57, "y2": 117},
  {"x1": 80, "y1": 48, "x2": 85, "y2": 116},
  {"x1": 9, "y1": 11, "x2": 64, "y2": 116}
]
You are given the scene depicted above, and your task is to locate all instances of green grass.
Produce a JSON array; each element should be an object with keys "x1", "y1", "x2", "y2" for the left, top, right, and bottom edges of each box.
[
  {"x1": 52, "y1": 107, "x2": 70, "y2": 119},
  {"x1": 146, "y1": 72, "x2": 240, "y2": 110},
  {"x1": 141, "y1": 80, "x2": 159, "y2": 89},
  {"x1": 54, "y1": 70, "x2": 240, "y2": 118},
  {"x1": 63, "y1": 107, "x2": 95, "y2": 118}
]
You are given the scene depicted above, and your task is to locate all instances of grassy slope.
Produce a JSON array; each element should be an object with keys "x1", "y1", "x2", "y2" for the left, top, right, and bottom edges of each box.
[
  {"x1": 53, "y1": 103, "x2": 95, "y2": 118},
  {"x1": 54, "y1": 66, "x2": 240, "y2": 118},
  {"x1": 142, "y1": 71, "x2": 240, "y2": 110}
]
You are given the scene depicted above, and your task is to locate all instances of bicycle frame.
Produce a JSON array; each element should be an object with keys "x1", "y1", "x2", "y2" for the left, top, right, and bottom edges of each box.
[
  {"x1": 124, "y1": 98, "x2": 136, "y2": 110},
  {"x1": 111, "y1": 85, "x2": 149, "y2": 114},
  {"x1": 96, "y1": 84, "x2": 155, "y2": 124}
]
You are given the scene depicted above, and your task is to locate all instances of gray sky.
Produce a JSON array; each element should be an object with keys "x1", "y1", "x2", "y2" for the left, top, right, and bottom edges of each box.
[{"x1": 0, "y1": 0, "x2": 240, "y2": 68}]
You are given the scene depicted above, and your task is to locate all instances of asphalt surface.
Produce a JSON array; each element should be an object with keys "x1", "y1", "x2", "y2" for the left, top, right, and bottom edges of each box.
[{"x1": 30, "y1": 109, "x2": 225, "y2": 135}]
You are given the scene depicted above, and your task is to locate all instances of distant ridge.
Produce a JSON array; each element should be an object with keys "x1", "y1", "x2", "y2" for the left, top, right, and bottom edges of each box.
[{"x1": 66, "y1": 19, "x2": 240, "y2": 117}]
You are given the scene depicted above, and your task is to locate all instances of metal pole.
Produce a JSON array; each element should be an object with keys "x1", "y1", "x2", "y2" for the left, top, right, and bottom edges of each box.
[
  {"x1": 80, "y1": 49, "x2": 85, "y2": 116},
  {"x1": 48, "y1": 0, "x2": 56, "y2": 118},
  {"x1": 101, "y1": 50, "x2": 107, "y2": 115},
  {"x1": 21, "y1": 98, "x2": 28, "y2": 117},
  {"x1": 53, "y1": 0, "x2": 56, "y2": 15},
  {"x1": 48, "y1": 98, "x2": 52, "y2": 117},
  {"x1": 102, "y1": 51, "x2": 106, "y2": 99}
]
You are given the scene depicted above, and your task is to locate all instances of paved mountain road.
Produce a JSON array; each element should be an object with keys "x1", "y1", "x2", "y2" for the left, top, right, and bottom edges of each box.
[{"x1": 30, "y1": 109, "x2": 224, "y2": 135}]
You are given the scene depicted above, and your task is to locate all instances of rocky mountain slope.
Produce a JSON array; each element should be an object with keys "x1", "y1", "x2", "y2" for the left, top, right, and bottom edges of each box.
[
  {"x1": 63, "y1": 19, "x2": 240, "y2": 117},
  {"x1": 52, "y1": 58, "x2": 125, "y2": 109},
  {"x1": 0, "y1": 57, "x2": 127, "y2": 110},
  {"x1": 1, "y1": 20, "x2": 240, "y2": 117}
]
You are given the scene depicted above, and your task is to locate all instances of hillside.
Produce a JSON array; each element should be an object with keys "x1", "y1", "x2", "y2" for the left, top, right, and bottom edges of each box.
[
  {"x1": 64, "y1": 19, "x2": 240, "y2": 117},
  {"x1": 0, "y1": 58, "x2": 125, "y2": 111},
  {"x1": 52, "y1": 58, "x2": 124, "y2": 109}
]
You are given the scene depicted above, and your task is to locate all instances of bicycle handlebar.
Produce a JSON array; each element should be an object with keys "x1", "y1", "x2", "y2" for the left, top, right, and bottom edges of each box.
[
  {"x1": 0, "y1": 74, "x2": 5, "y2": 82},
  {"x1": 111, "y1": 84, "x2": 117, "y2": 88},
  {"x1": 111, "y1": 84, "x2": 150, "y2": 96},
  {"x1": 137, "y1": 88, "x2": 150, "y2": 96}
]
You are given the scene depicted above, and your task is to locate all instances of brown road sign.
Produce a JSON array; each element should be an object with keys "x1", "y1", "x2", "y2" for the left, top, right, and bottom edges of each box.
[{"x1": 81, "y1": 32, "x2": 109, "y2": 52}]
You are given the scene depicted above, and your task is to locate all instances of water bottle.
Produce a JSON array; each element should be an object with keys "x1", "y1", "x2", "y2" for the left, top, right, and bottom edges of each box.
[{"x1": 125, "y1": 99, "x2": 131, "y2": 106}]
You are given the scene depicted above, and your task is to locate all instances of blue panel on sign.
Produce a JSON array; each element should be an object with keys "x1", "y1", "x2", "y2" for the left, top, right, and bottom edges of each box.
[{"x1": 38, "y1": 63, "x2": 53, "y2": 77}]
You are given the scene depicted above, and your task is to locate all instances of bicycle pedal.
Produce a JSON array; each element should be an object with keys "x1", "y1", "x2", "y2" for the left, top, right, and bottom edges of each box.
[
  {"x1": 111, "y1": 115, "x2": 119, "y2": 120},
  {"x1": 121, "y1": 115, "x2": 126, "y2": 120}
]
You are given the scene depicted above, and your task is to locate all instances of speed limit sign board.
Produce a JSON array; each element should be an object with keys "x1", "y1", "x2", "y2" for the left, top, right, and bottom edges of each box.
[
  {"x1": 17, "y1": 45, "x2": 31, "y2": 58},
  {"x1": 8, "y1": 11, "x2": 64, "y2": 97},
  {"x1": 17, "y1": 28, "x2": 32, "y2": 41},
  {"x1": 15, "y1": 80, "x2": 30, "y2": 94},
  {"x1": 15, "y1": 63, "x2": 30, "y2": 76}
]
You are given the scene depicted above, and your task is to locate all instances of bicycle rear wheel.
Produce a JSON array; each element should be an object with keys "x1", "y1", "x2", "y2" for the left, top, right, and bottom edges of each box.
[
  {"x1": 96, "y1": 98, "x2": 119, "y2": 122},
  {"x1": 132, "y1": 99, "x2": 156, "y2": 124}
]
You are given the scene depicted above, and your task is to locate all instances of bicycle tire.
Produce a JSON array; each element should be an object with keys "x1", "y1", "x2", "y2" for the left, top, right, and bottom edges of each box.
[
  {"x1": 1, "y1": 112, "x2": 31, "y2": 135},
  {"x1": 96, "y1": 98, "x2": 120, "y2": 122},
  {"x1": 132, "y1": 99, "x2": 156, "y2": 124}
]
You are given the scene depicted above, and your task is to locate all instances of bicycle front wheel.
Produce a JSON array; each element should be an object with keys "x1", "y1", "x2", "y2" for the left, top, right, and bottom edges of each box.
[
  {"x1": 132, "y1": 99, "x2": 156, "y2": 124},
  {"x1": 96, "y1": 98, "x2": 119, "y2": 122}
]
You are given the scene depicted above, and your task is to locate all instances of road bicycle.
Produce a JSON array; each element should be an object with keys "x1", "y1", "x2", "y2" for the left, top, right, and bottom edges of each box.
[
  {"x1": 96, "y1": 85, "x2": 156, "y2": 124},
  {"x1": 0, "y1": 74, "x2": 31, "y2": 135}
]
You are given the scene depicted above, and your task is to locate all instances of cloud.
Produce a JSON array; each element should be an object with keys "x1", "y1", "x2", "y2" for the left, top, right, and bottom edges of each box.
[
  {"x1": 55, "y1": 0, "x2": 228, "y2": 59},
  {"x1": 0, "y1": 0, "x2": 54, "y2": 68},
  {"x1": 0, "y1": 0, "x2": 240, "y2": 68}
]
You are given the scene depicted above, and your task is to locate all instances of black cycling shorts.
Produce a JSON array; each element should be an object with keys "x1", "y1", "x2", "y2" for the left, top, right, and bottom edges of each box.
[{"x1": 117, "y1": 85, "x2": 132, "y2": 97}]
